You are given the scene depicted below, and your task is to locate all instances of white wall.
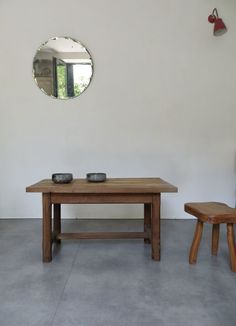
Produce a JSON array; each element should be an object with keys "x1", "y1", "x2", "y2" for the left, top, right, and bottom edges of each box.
[{"x1": 1, "y1": 0, "x2": 236, "y2": 219}]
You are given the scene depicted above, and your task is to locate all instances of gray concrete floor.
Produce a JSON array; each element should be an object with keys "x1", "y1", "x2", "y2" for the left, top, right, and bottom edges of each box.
[{"x1": 0, "y1": 219, "x2": 236, "y2": 326}]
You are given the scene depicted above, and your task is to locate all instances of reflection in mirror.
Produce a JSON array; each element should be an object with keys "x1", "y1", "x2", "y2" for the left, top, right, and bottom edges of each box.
[{"x1": 33, "y1": 37, "x2": 93, "y2": 99}]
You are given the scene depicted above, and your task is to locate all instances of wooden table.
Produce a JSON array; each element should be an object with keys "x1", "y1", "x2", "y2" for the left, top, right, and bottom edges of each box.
[{"x1": 26, "y1": 178, "x2": 177, "y2": 262}]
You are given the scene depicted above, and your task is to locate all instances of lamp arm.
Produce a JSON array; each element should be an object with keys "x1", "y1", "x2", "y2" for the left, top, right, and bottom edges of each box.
[{"x1": 212, "y1": 8, "x2": 219, "y2": 18}]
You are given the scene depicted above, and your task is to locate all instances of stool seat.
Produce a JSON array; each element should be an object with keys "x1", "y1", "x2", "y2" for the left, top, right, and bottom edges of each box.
[
  {"x1": 185, "y1": 201, "x2": 236, "y2": 272},
  {"x1": 185, "y1": 202, "x2": 236, "y2": 224}
]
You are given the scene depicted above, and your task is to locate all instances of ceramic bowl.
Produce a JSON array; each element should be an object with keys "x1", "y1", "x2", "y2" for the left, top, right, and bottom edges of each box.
[
  {"x1": 86, "y1": 173, "x2": 107, "y2": 182},
  {"x1": 52, "y1": 173, "x2": 73, "y2": 184}
]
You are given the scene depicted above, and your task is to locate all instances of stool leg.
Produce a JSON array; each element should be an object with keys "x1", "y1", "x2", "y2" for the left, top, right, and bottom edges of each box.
[
  {"x1": 189, "y1": 221, "x2": 204, "y2": 264},
  {"x1": 212, "y1": 224, "x2": 220, "y2": 256},
  {"x1": 227, "y1": 223, "x2": 236, "y2": 272}
]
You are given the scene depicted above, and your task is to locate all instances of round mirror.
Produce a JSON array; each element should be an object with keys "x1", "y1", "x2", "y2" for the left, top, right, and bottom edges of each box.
[{"x1": 33, "y1": 37, "x2": 93, "y2": 99}]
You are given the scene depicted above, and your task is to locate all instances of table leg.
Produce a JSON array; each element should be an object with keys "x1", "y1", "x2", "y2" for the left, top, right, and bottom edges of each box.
[
  {"x1": 144, "y1": 203, "x2": 151, "y2": 243},
  {"x1": 53, "y1": 204, "x2": 61, "y2": 244},
  {"x1": 42, "y1": 193, "x2": 52, "y2": 262},
  {"x1": 151, "y1": 193, "x2": 161, "y2": 261}
]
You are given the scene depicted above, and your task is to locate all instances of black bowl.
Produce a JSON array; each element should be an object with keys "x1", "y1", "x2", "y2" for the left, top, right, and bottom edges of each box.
[
  {"x1": 86, "y1": 173, "x2": 107, "y2": 182},
  {"x1": 52, "y1": 173, "x2": 73, "y2": 184}
]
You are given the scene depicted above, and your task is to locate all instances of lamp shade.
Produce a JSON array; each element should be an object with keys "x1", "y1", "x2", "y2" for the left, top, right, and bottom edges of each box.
[{"x1": 214, "y1": 18, "x2": 227, "y2": 36}]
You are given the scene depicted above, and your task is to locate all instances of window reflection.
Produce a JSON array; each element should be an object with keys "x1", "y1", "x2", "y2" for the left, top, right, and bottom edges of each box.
[{"x1": 33, "y1": 37, "x2": 93, "y2": 99}]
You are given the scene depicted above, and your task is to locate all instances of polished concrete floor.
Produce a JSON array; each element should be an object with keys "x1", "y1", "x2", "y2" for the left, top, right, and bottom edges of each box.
[{"x1": 0, "y1": 218, "x2": 236, "y2": 326}]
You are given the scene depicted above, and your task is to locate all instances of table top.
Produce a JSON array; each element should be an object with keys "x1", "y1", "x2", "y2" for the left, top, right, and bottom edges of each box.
[{"x1": 26, "y1": 178, "x2": 178, "y2": 194}]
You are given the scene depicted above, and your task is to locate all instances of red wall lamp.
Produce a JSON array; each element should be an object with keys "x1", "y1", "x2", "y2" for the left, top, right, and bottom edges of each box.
[{"x1": 208, "y1": 8, "x2": 227, "y2": 36}]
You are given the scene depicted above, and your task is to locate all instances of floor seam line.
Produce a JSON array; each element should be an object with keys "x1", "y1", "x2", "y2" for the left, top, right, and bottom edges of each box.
[{"x1": 49, "y1": 244, "x2": 80, "y2": 326}]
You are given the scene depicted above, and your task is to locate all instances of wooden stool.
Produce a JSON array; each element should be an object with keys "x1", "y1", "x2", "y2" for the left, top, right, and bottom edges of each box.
[{"x1": 185, "y1": 202, "x2": 236, "y2": 272}]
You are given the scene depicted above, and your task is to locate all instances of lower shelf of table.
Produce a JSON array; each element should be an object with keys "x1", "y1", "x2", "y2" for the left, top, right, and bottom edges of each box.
[{"x1": 56, "y1": 231, "x2": 150, "y2": 240}]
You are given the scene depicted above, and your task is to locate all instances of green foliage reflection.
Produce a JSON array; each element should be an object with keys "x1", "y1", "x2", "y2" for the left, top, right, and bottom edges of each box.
[{"x1": 57, "y1": 65, "x2": 67, "y2": 98}]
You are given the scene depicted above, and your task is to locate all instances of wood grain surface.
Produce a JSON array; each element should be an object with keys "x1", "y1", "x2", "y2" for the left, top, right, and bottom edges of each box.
[{"x1": 26, "y1": 178, "x2": 178, "y2": 194}]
